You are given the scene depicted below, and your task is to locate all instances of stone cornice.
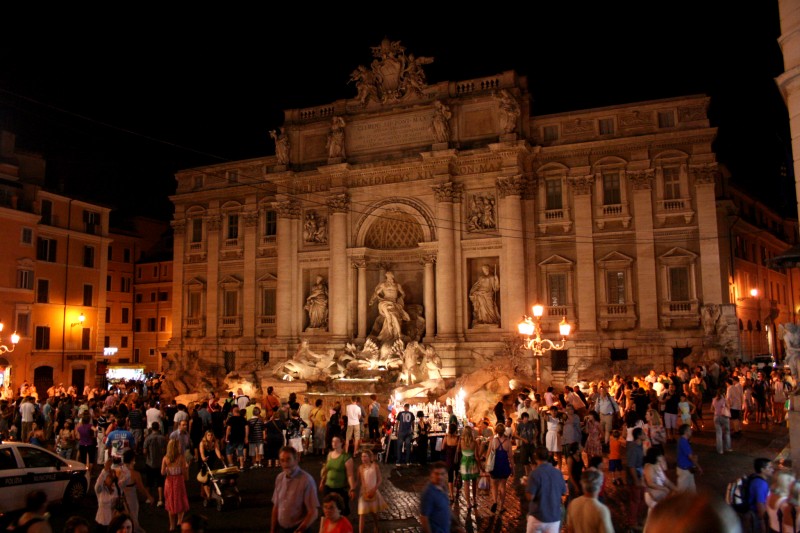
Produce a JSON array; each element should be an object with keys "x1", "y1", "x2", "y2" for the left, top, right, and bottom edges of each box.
[{"x1": 536, "y1": 130, "x2": 718, "y2": 161}]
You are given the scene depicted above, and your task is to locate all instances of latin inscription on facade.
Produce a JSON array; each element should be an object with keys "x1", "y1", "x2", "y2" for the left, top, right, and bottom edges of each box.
[
  {"x1": 349, "y1": 169, "x2": 433, "y2": 188},
  {"x1": 348, "y1": 112, "x2": 434, "y2": 152}
]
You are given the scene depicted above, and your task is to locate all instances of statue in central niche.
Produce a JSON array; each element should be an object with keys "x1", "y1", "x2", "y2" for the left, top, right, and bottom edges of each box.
[{"x1": 368, "y1": 271, "x2": 410, "y2": 343}]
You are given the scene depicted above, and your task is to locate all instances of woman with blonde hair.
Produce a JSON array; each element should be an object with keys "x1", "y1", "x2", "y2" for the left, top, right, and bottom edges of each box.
[
  {"x1": 198, "y1": 430, "x2": 223, "y2": 507},
  {"x1": 457, "y1": 425, "x2": 480, "y2": 508},
  {"x1": 766, "y1": 469, "x2": 795, "y2": 533},
  {"x1": 780, "y1": 479, "x2": 800, "y2": 533},
  {"x1": 161, "y1": 438, "x2": 189, "y2": 532},
  {"x1": 645, "y1": 408, "x2": 666, "y2": 447}
]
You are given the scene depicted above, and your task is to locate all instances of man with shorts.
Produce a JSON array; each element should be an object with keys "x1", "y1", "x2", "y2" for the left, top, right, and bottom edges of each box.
[
  {"x1": 248, "y1": 407, "x2": 265, "y2": 468},
  {"x1": 225, "y1": 406, "x2": 248, "y2": 469},
  {"x1": 726, "y1": 376, "x2": 744, "y2": 438},
  {"x1": 661, "y1": 384, "x2": 680, "y2": 442},
  {"x1": 344, "y1": 396, "x2": 362, "y2": 455},
  {"x1": 144, "y1": 421, "x2": 167, "y2": 507},
  {"x1": 514, "y1": 412, "x2": 537, "y2": 476}
]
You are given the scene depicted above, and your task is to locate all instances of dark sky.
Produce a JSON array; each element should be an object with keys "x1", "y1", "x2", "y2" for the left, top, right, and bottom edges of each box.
[{"x1": 0, "y1": 4, "x2": 792, "y2": 221}]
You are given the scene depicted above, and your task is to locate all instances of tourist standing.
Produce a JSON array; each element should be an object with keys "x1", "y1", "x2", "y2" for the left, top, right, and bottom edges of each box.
[
  {"x1": 711, "y1": 388, "x2": 732, "y2": 455},
  {"x1": 676, "y1": 424, "x2": 702, "y2": 492},
  {"x1": 120, "y1": 449, "x2": 153, "y2": 533},
  {"x1": 161, "y1": 438, "x2": 190, "y2": 532},
  {"x1": 355, "y1": 449, "x2": 387, "y2": 533},
  {"x1": 582, "y1": 411, "x2": 603, "y2": 465},
  {"x1": 593, "y1": 386, "x2": 618, "y2": 445},
  {"x1": 420, "y1": 462, "x2": 465, "y2": 533},
  {"x1": 271, "y1": 446, "x2": 319, "y2": 533},
  {"x1": 247, "y1": 407, "x2": 265, "y2": 468},
  {"x1": 726, "y1": 377, "x2": 744, "y2": 438},
  {"x1": 95, "y1": 459, "x2": 122, "y2": 532},
  {"x1": 198, "y1": 430, "x2": 224, "y2": 507},
  {"x1": 488, "y1": 423, "x2": 513, "y2": 514},
  {"x1": 395, "y1": 404, "x2": 415, "y2": 466},
  {"x1": 626, "y1": 427, "x2": 646, "y2": 531},
  {"x1": 224, "y1": 406, "x2": 247, "y2": 469},
  {"x1": 310, "y1": 399, "x2": 326, "y2": 455},
  {"x1": 265, "y1": 411, "x2": 286, "y2": 468},
  {"x1": 143, "y1": 422, "x2": 167, "y2": 508},
  {"x1": 457, "y1": 426, "x2": 480, "y2": 508},
  {"x1": 320, "y1": 436, "x2": 355, "y2": 517},
  {"x1": 320, "y1": 493, "x2": 353, "y2": 533},
  {"x1": 525, "y1": 446, "x2": 567, "y2": 533},
  {"x1": 442, "y1": 423, "x2": 460, "y2": 502},
  {"x1": 415, "y1": 411, "x2": 431, "y2": 465},
  {"x1": 77, "y1": 413, "x2": 97, "y2": 467},
  {"x1": 741, "y1": 458, "x2": 773, "y2": 533},
  {"x1": 367, "y1": 394, "x2": 380, "y2": 442}
]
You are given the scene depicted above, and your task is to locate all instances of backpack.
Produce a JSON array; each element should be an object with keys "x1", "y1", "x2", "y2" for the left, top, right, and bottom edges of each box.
[{"x1": 725, "y1": 473, "x2": 753, "y2": 514}]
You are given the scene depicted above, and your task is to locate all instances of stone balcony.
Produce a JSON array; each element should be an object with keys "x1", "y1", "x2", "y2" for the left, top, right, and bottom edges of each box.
[
  {"x1": 598, "y1": 303, "x2": 637, "y2": 329},
  {"x1": 659, "y1": 300, "x2": 701, "y2": 328},
  {"x1": 655, "y1": 198, "x2": 694, "y2": 224}
]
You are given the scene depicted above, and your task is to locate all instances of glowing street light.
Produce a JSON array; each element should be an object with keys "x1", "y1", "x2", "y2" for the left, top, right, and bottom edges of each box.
[{"x1": 517, "y1": 305, "x2": 572, "y2": 392}]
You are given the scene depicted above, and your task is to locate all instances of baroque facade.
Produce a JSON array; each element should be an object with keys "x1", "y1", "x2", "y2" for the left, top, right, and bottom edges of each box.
[{"x1": 167, "y1": 40, "x2": 799, "y2": 383}]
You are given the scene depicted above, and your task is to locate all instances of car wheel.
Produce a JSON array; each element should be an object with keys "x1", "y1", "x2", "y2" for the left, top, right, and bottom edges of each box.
[{"x1": 64, "y1": 477, "x2": 87, "y2": 505}]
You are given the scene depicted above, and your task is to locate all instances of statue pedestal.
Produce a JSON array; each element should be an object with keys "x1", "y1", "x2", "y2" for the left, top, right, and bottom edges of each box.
[{"x1": 431, "y1": 142, "x2": 449, "y2": 151}]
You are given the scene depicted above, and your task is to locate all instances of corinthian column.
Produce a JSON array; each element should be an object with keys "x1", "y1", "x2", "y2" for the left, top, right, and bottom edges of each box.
[
  {"x1": 421, "y1": 254, "x2": 437, "y2": 342},
  {"x1": 496, "y1": 176, "x2": 526, "y2": 331},
  {"x1": 353, "y1": 259, "x2": 367, "y2": 340},
  {"x1": 328, "y1": 193, "x2": 350, "y2": 340},
  {"x1": 629, "y1": 170, "x2": 658, "y2": 329},
  {"x1": 170, "y1": 219, "x2": 185, "y2": 345},
  {"x1": 274, "y1": 200, "x2": 299, "y2": 340},
  {"x1": 432, "y1": 182, "x2": 460, "y2": 339},
  {"x1": 205, "y1": 214, "x2": 221, "y2": 339}
]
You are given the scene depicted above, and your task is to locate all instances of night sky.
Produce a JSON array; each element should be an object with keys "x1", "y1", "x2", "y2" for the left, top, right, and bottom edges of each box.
[{"x1": 0, "y1": 4, "x2": 792, "y2": 222}]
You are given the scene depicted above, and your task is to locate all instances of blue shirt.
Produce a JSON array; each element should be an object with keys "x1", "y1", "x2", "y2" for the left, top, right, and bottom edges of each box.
[
  {"x1": 527, "y1": 462, "x2": 567, "y2": 522},
  {"x1": 397, "y1": 410, "x2": 415, "y2": 436},
  {"x1": 420, "y1": 482, "x2": 450, "y2": 533},
  {"x1": 677, "y1": 436, "x2": 694, "y2": 469},
  {"x1": 748, "y1": 476, "x2": 769, "y2": 511}
]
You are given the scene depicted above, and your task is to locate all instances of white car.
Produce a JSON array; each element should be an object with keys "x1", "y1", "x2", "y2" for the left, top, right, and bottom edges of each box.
[{"x1": 0, "y1": 441, "x2": 88, "y2": 513}]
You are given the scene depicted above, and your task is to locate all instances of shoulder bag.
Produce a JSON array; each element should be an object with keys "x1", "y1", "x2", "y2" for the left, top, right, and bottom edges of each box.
[{"x1": 485, "y1": 438, "x2": 496, "y2": 473}]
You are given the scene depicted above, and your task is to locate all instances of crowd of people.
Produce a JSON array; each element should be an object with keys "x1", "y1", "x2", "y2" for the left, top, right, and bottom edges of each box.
[{"x1": 0, "y1": 355, "x2": 790, "y2": 532}]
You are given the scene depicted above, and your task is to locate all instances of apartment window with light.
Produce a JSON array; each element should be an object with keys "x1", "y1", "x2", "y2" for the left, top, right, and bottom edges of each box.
[
  {"x1": 662, "y1": 167, "x2": 681, "y2": 200},
  {"x1": 83, "y1": 285, "x2": 93, "y2": 306},
  {"x1": 658, "y1": 110, "x2": 675, "y2": 128},
  {"x1": 83, "y1": 246, "x2": 95, "y2": 268},
  {"x1": 20, "y1": 227, "x2": 32, "y2": 245},
  {"x1": 603, "y1": 172, "x2": 621, "y2": 205},
  {"x1": 36, "y1": 279, "x2": 49, "y2": 303},
  {"x1": 36, "y1": 238, "x2": 57, "y2": 262},
  {"x1": 598, "y1": 118, "x2": 615, "y2": 135},
  {"x1": 15, "y1": 312, "x2": 30, "y2": 337},
  {"x1": 545, "y1": 179, "x2": 562, "y2": 210},
  {"x1": 17, "y1": 270, "x2": 33, "y2": 290},
  {"x1": 35, "y1": 326, "x2": 50, "y2": 350},
  {"x1": 264, "y1": 211, "x2": 277, "y2": 237},
  {"x1": 606, "y1": 271, "x2": 626, "y2": 304},
  {"x1": 227, "y1": 214, "x2": 239, "y2": 240}
]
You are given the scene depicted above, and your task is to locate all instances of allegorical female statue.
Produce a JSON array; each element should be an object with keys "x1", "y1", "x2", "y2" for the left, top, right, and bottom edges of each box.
[
  {"x1": 304, "y1": 275, "x2": 328, "y2": 329},
  {"x1": 369, "y1": 271, "x2": 410, "y2": 342},
  {"x1": 469, "y1": 264, "x2": 500, "y2": 326}
]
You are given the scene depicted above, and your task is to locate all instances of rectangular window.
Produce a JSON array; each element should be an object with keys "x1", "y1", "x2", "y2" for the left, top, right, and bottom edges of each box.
[
  {"x1": 545, "y1": 179, "x2": 562, "y2": 210},
  {"x1": 121, "y1": 308, "x2": 129, "y2": 324},
  {"x1": 551, "y1": 349, "x2": 569, "y2": 371},
  {"x1": 264, "y1": 211, "x2": 277, "y2": 237},
  {"x1": 159, "y1": 316, "x2": 167, "y2": 332},
  {"x1": 81, "y1": 328, "x2": 90, "y2": 350},
  {"x1": 543, "y1": 125, "x2": 559, "y2": 142},
  {"x1": 603, "y1": 172, "x2": 621, "y2": 205},
  {"x1": 83, "y1": 210, "x2": 99, "y2": 234},
  {"x1": 223, "y1": 290, "x2": 238, "y2": 317},
  {"x1": 83, "y1": 284, "x2": 93, "y2": 307},
  {"x1": 598, "y1": 118, "x2": 615, "y2": 135},
  {"x1": 150, "y1": 292, "x2": 156, "y2": 302},
  {"x1": 610, "y1": 348, "x2": 629, "y2": 361},
  {"x1": 16, "y1": 312, "x2": 30, "y2": 337},
  {"x1": 191, "y1": 218, "x2": 203, "y2": 243},
  {"x1": 153, "y1": 266, "x2": 158, "y2": 277},
  {"x1": 158, "y1": 291, "x2": 168, "y2": 302},
  {"x1": 83, "y1": 246, "x2": 95, "y2": 268},
  {"x1": 136, "y1": 267, "x2": 142, "y2": 279},
  {"x1": 133, "y1": 318, "x2": 141, "y2": 333},
  {"x1": 188, "y1": 292, "x2": 202, "y2": 318},
  {"x1": 36, "y1": 279, "x2": 49, "y2": 303},
  {"x1": 548, "y1": 273, "x2": 568, "y2": 307},
  {"x1": 120, "y1": 277, "x2": 131, "y2": 293},
  {"x1": 662, "y1": 167, "x2": 681, "y2": 200},
  {"x1": 193, "y1": 175, "x2": 204, "y2": 190},
  {"x1": 104, "y1": 336, "x2": 110, "y2": 348},
  {"x1": 228, "y1": 170, "x2": 239, "y2": 183},
  {"x1": 658, "y1": 110, "x2": 675, "y2": 128},
  {"x1": 606, "y1": 270, "x2": 626, "y2": 304},
  {"x1": 20, "y1": 227, "x2": 33, "y2": 245},
  {"x1": 123, "y1": 248, "x2": 131, "y2": 263},
  {"x1": 121, "y1": 336, "x2": 128, "y2": 348},
  {"x1": 227, "y1": 214, "x2": 239, "y2": 240},
  {"x1": 35, "y1": 326, "x2": 50, "y2": 350},
  {"x1": 40, "y1": 199, "x2": 53, "y2": 225},
  {"x1": 17, "y1": 270, "x2": 33, "y2": 290},
  {"x1": 149, "y1": 348, "x2": 156, "y2": 356},
  {"x1": 106, "y1": 275, "x2": 111, "y2": 291},
  {"x1": 262, "y1": 288, "x2": 276, "y2": 316},
  {"x1": 105, "y1": 307, "x2": 111, "y2": 323},
  {"x1": 135, "y1": 293, "x2": 143, "y2": 303},
  {"x1": 669, "y1": 267, "x2": 690, "y2": 301},
  {"x1": 36, "y1": 238, "x2": 57, "y2": 262},
  {"x1": 147, "y1": 318, "x2": 156, "y2": 332},
  {"x1": 107, "y1": 245, "x2": 113, "y2": 261}
]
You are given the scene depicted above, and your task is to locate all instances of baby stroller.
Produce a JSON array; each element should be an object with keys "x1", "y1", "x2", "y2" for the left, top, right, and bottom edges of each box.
[{"x1": 205, "y1": 463, "x2": 241, "y2": 511}]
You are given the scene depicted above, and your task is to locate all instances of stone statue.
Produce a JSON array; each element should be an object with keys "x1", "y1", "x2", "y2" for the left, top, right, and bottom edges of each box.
[
  {"x1": 349, "y1": 65, "x2": 380, "y2": 106},
  {"x1": 469, "y1": 264, "x2": 500, "y2": 326},
  {"x1": 401, "y1": 53, "x2": 434, "y2": 96},
  {"x1": 327, "y1": 116, "x2": 346, "y2": 159},
  {"x1": 303, "y1": 211, "x2": 328, "y2": 244},
  {"x1": 467, "y1": 193, "x2": 496, "y2": 232},
  {"x1": 779, "y1": 322, "x2": 800, "y2": 392},
  {"x1": 368, "y1": 271, "x2": 410, "y2": 343},
  {"x1": 431, "y1": 101, "x2": 452, "y2": 143},
  {"x1": 701, "y1": 304, "x2": 721, "y2": 336},
  {"x1": 421, "y1": 345, "x2": 443, "y2": 380},
  {"x1": 498, "y1": 90, "x2": 520, "y2": 134},
  {"x1": 269, "y1": 127, "x2": 290, "y2": 165},
  {"x1": 304, "y1": 275, "x2": 328, "y2": 329}
]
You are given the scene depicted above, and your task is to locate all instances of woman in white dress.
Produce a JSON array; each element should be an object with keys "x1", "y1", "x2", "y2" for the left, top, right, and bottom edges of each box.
[
  {"x1": 544, "y1": 407, "x2": 562, "y2": 466},
  {"x1": 643, "y1": 446, "x2": 676, "y2": 513},
  {"x1": 356, "y1": 449, "x2": 387, "y2": 533}
]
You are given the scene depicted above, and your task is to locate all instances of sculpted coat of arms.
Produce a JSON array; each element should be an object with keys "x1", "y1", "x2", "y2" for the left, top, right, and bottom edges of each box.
[{"x1": 349, "y1": 38, "x2": 434, "y2": 105}]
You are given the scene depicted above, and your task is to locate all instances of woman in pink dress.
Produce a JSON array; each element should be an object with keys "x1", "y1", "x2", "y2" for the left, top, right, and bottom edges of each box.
[{"x1": 161, "y1": 438, "x2": 189, "y2": 532}]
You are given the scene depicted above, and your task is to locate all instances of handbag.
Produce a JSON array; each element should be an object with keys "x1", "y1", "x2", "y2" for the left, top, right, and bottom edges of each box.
[
  {"x1": 196, "y1": 469, "x2": 209, "y2": 483},
  {"x1": 485, "y1": 440, "x2": 496, "y2": 473},
  {"x1": 478, "y1": 473, "x2": 490, "y2": 491}
]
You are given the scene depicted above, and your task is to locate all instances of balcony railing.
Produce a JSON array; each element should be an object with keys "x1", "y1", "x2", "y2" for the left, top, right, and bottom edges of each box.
[
  {"x1": 224, "y1": 238, "x2": 240, "y2": 248},
  {"x1": 655, "y1": 198, "x2": 694, "y2": 224},
  {"x1": 259, "y1": 315, "x2": 276, "y2": 325},
  {"x1": 598, "y1": 302, "x2": 637, "y2": 329},
  {"x1": 657, "y1": 198, "x2": 688, "y2": 211},
  {"x1": 594, "y1": 203, "x2": 631, "y2": 229},
  {"x1": 220, "y1": 316, "x2": 242, "y2": 328},
  {"x1": 659, "y1": 300, "x2": 700, "y2": 328}
]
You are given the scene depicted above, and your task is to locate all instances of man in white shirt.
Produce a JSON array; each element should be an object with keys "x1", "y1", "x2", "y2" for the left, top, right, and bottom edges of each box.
[
  {"x1": 344, "y1": 396, "x2": 362, "y2": 455},
  {"x1": 726, "y1": 376, "x2": 744, "y2": 438},
  {"x1": 235, "y1": 388, "x2": 250, "y2": 411},
  {"x1": 298, "y1": 397, "x2": 313, "y2": 453},
  {"x1": 146, "y1": 401, "x2": 163, "y2": 435},
  {"x1": 19, "y1": 397, "x2": 36, "y2": 442}
]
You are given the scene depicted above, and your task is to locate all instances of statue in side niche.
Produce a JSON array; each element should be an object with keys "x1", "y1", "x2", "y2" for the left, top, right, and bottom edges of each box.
[
  {"x1": 431, "y1": 101, "x2": 452, "y2": 143},
  {"x1": 304, "y1": 275, "x2": 328, "y2": 329},
  {"x1": 269, "y1": 127, "x2": 290, "y2": 165}
]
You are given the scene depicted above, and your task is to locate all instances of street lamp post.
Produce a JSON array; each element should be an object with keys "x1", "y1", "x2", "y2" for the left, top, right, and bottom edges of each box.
[
  {"x1": 0, "y1": 321, "x2": 20, "y2": 355},
  {"x1": 517, "y1": 304, "x2": 572, "y2": 393}
]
